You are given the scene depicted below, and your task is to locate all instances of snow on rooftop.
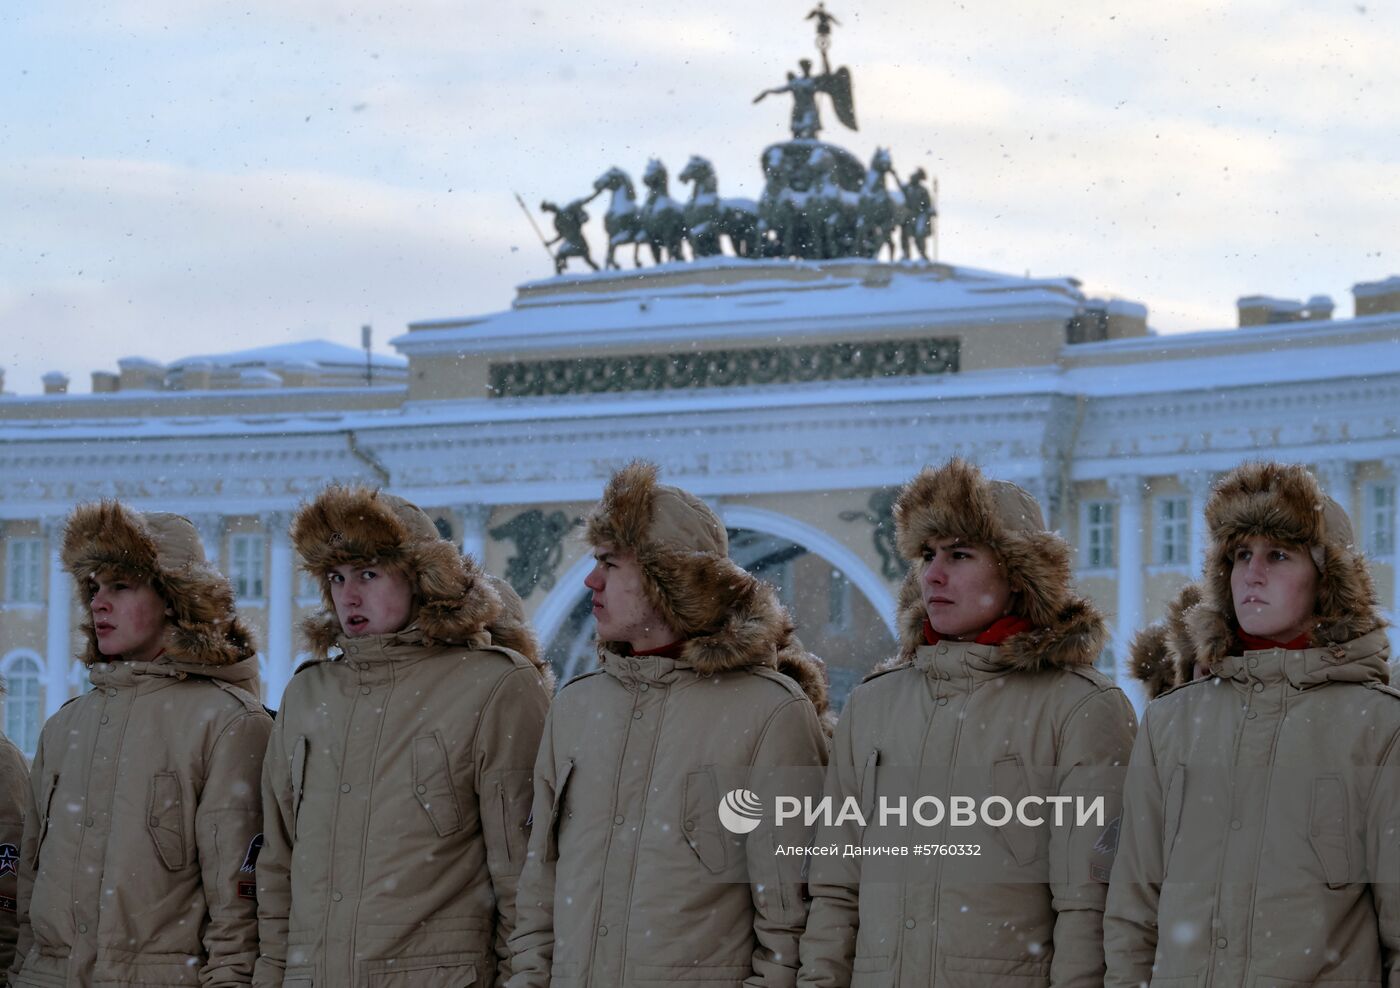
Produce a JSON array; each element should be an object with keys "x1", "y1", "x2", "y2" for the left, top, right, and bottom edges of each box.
[
  {"x1": 169, "y1": 339, "x2": 406, "y2": 370},
  {"x1": 117, "y1": 356, "x2": 165, "y2": 370},
  {"x1": 398, "y1": 260, "x2": 1086, "y2": 351},
  {"x1": 1354, "y1": 276, "x2": 1400, "y2": 298}
]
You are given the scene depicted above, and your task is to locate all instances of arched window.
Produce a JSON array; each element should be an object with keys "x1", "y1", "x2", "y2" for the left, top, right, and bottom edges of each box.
[{"x1": 2, "y1": 652, "x2": 45, "y2": 758}]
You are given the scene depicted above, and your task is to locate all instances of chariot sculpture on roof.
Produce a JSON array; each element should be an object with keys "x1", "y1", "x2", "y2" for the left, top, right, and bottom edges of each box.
[{"x1": 531, "y1": 4, "x2": 936, "y2": 269}]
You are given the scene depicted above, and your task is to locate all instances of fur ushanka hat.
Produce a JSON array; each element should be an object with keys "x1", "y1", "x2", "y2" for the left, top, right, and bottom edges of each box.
[
  {"x1": 1188, "y1": 461, "x2": 1383, "y2": 666},
  {"x1": 584, "y1": 461, "x2": 831, "y2": 725},
  {"x1": 61, "y1": 501, "x2": 256, "y2": 666},
  {"x1": 889, "y1": 458, "x2": 1107, "y2": 670},
  {"x1": 292, "y1": 486, "x2": 551, "y2": 685}
]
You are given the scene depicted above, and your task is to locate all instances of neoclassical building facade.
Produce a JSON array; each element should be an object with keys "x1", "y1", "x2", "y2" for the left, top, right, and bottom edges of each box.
[{"x1": 2, "y1": 262, "x2": 1398, "y2": 755}]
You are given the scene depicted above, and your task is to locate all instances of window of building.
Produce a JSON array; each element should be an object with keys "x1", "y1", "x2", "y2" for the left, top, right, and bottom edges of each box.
[
  {"x1": 230, "y1": 534, "x2": 266, "y2": 600},
  {"x1": 1082, "y1": 501, "x2": 1115, "y2": 570},
  {"x1": 296, "y1": 568, "x2": 321, "y2": 601},
  {"x1": 1154, "y1": 496, "x2": 1190, "y2": 566},
  {"x1": 3, "y1": 654, "x2": 44, "y2": 757},
  {"x1": 5, "y1": 538, "x2": 43, "y2": 604},
  {"x1": 1367, "y1": 483, "x2": 1396, "y2": 557}
]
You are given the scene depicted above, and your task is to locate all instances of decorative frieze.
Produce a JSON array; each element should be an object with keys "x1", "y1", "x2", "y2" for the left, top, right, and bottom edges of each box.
[{"x1": 488, "y1": 337, "x2": 960, "y2": 398}]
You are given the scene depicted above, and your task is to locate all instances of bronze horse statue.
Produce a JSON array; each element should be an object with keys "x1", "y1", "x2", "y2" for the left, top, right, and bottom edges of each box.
[
  {"x1": 589, "y1": 167, "x2": 645, "y2": 269},
  {"x1": 678, "y1": 155, "x2": 760, "y2": 258}
]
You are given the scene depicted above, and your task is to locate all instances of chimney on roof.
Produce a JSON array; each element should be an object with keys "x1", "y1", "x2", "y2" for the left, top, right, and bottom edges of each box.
[
  {"x1": 1236, "y1": 294, "x2": 1333, "y2": 327},
  {"x1": 42, "y1": 371, "x2": 70, "y2": 395},
  {"x1": 91, "y1": 371, "x2": 119, "y2": 393},
  {"x1": 1353, "y1": 276, "x2": 1400, "y2": 316},
  {"x1": 173, "y1": 360, "x2": 213, "y2": 391},
  {"x1": 117, "y1": 357, "x2": 166, "y2": 391},
  {"x1": 0, "y1": 367, "x2": 6, "y2": 394}
]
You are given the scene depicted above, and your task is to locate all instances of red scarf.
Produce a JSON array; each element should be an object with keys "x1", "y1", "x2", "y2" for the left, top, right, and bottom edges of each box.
[
  {"x1": 1237, "y1": 629, "x2": 1311, "y2": 651},
  {"x1": 632, "y1": 641, "x2": 685, "y2": 659},
  {"x1": 923, "y1": 615, "x2": 1033, "y2": 647}
]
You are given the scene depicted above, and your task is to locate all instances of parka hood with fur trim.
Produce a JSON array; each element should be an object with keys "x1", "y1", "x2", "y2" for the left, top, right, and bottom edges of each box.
[
  {"x1": 585, "y1": 461, "x2": 831, "y2": 727},
  {"x1": 1129, "y1": 582, "x2": 1203, "y2": 699},
  {"x1": 886, "y1": 458, "x2": 1108, "y2": 672},
  {"x1": 61, "y1": 500, "x2": 257, "y2": 667},
  {"x1": 292, "y1": 485, "x2": 553, "y2": 684}
]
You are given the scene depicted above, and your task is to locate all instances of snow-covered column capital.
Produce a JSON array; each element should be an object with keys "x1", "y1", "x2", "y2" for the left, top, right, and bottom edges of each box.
[
  {"x1": 41, "y1": 516, "x2": 73, "y2": 716},
  {"x1": 1107, "y1": 474, "x2": 1146, "y2": 712},
  {"x1": 1314, "y1": 459, "x2": 1356, "y2": 521},
  {"x1": 262, "y1": 510, "x2": 295, "y2": 707},
  {"x1": 1179, "y1": 470, "x2": 1215, "y2": 580},
  {"x1": 457, "y1": 504, "x2": 493, "y2": 564},
  {"x1": 190, "y1": 513, "x2": 225, "y2": 571}
]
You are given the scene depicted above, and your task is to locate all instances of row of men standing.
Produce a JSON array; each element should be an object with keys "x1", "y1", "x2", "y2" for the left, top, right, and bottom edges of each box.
[{"x1": 0, "y1": 455, "x2": 1394, "y2": 986}]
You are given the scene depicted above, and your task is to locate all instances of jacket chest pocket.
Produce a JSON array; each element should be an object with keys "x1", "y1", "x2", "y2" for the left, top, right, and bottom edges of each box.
[
  {"x1": 1308, "y1": 775, "x2": 1351, "y2": 889},
  {"x1": 412, "y1": 732, "x2": 464, "y2": 838},
  {"x1": 544, "y1": 759, "x2": 573, "y2": 863},
  {"x1": 1162, "y1": 764, "x2": 1186, "y2": 873},
  {"x1": 859, "y1": 749, "x2": 881, "y2": 829},
  {"x1": 289, "y1": 735, "x2": 309, "y2": 839},
  {"x1": 682, "y1": 767, "x2": 729, "y2": 874},
  {"x1": 148, "y1": 771, "x2": 190, "y2": 870},
  {"x1": 991, "y1": 755, "x2": 1042, "y2": 867},
  {"x1": 36, "y1": 772, "x2": 60, "y2": 857}
]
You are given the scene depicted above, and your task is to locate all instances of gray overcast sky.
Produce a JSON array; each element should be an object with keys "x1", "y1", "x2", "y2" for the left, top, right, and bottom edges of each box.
[{"x1": 2, "y1": 0, "x2": 1396, "y2": 395}]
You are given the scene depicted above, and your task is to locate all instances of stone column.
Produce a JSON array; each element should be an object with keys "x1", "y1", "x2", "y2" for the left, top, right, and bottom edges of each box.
[
  {"x1": 1314, "y1": 459, "x2": 1356, "y2": 523},
  {"x1": 42, "y1": 518, "x2": 72, "y2": 716},
  {"x1": 1109, "y1": 475, "x2": 1146, "y2": 712},
  {"x1": 457, "y1": 504, "x2": 493, "y2": 564},
  {"x1": 191, "y1": 513, "x2": 225, "y2": 572},
  {"x1": 263, "y1": 511, "x2": 294, "y2": 706},
  {"x1": 1181, "y1": 471, "x2": 1214, "y2": 579}
]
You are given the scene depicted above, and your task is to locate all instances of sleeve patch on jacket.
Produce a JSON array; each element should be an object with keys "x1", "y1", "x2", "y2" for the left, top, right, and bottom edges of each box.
[
  {"x1": 0, "y1": 895, "x2": 15, "y2": 913},
  {"x1": 237, "y1": 880, "x2": 257, "y2": 901},
  {"x1": 0, "y1": 843, "x2": 17, "y2": 877},
  {"x1": 1090, "y1": 814, "x2": 1121, "y2": 882},
  {"x1": 240, "y1": 833, "x2": 264, "y2": 873},
  {"x1": 1093, "y1": 815, "x2": 1121, "y2": 855}
]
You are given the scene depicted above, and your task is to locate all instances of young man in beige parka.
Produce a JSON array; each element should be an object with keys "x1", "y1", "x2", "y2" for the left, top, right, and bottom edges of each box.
[
  {"x1": 9, "y1": 502, "x2": 271, "y2": 987},
  {"x1": 797, "y1": 458, "x2": 1138, "y2": 987},
  {"x1": 254, "y1": 486, "x2": 552, "y2": 988},
  {"x1": 508, "y1": 461, "x2": 831, "y2": 988},
  {"x1": 1105, "y1": 461, "x2": 1400, "y2": 986}
]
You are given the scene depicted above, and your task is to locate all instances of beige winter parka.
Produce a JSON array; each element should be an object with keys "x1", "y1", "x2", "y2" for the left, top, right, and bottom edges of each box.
[
  {"x1": 508, "y1": 646, "x2": 829, "y2": 988},
  {"x1": 507, "y1": 462, "x2": 832, "y2": 988},
  {"x1": 1104, "y1": 463, "x2": 1400, "y2": 987},
  {"x1": 10, "y1": 502, "x2": 270, "y2": 988},
  {"x1": 798, "y1": 459, "x2": 1138, "y2": 988},
  {"x1": 11, "y1": 657, "x2": 270, "y2": 988},
  {"x1": 0, "y1": 730, "x2": 31, "y2": 974},
  {"x1": 254, "y1": 486, "x2": 552, "y2": 988}
]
